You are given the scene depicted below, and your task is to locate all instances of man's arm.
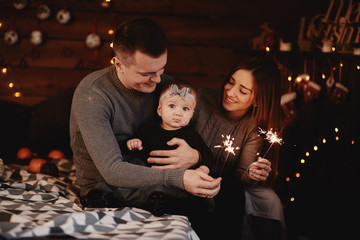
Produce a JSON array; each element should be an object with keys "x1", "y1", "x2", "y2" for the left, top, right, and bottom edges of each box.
[{"x1": 147, "y1": 138, "x2": 199, "y2": 169}]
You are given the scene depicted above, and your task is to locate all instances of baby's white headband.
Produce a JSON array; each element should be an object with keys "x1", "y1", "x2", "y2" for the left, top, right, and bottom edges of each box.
[{"x1": 159, "y1": 84, "x2": 196, "y2": 103}]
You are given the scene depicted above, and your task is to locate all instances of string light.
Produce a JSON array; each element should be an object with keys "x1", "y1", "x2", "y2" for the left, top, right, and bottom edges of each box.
[
  {"x1": 108, "y1": 29, "x2": 114, "y2": 35},
  {"x1": 322, "y1": 73, "x2": 326, "y2": 79},
  {"x1": 285, "y1": 125, "x2": 358, "y2": 208},
  {"x1": 1, "y1": 67, "x2": 7, "y2": 74},
  {"x1": 14, "y1": 92, "x2": 21, "y2": 98},
  {"x1": 9, "y1": 82, "x2": 14, "y2": 88},
  {"x1": 265, "y1": 46, "x2": 270, "y2": 52}
]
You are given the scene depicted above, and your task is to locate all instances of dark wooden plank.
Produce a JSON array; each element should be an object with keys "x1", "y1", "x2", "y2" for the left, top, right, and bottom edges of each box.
[
  {"x1": 0, "y1": 39, "x2": 242, "y2": 74},
  {"x1": 0, "y1": 67, "x2": 91, "y2": 96},
  {"x1": 0, "y1": 95, "x2": 47, "y2": 106},
  {"x1": 0, "y1": 0, "x2": 331, "y2": 47},
  {"x1": 0, "y1": 0, "x2": 330, "y2": 19},
  {"x1": 0, "y1": 10, "x2": 263, "y2": 47}
]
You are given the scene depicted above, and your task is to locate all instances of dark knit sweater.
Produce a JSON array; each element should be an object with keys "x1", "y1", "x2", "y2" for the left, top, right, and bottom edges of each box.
[
  {"x1": 69, "y1": 65, "x2": 184, "y2": 196},
  {"x1": 193, "y1": 88, "x2": 263, "y2": 183}
]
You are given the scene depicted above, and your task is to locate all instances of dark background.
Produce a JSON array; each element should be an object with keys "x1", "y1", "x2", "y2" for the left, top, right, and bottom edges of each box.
[{"x1": 1, "y1": 1, "x2": 359, "y2": 239}]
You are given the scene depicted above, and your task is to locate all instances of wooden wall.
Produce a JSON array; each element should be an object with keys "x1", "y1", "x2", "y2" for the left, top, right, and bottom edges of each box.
[{"x1": 0, "y1": 0, "x2": 330, "y2": 106}]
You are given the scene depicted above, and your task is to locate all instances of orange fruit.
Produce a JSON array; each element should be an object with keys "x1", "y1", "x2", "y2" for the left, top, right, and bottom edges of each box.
[
  {"x1": 48, "y1": 150, "x2": 65, "y2": 159},
  {"x1": 17, "y1": 147, "x2": 32, "y2": 159},
  {"x1": 29, "y1": 158, "x2": 47, "y2": 173}
]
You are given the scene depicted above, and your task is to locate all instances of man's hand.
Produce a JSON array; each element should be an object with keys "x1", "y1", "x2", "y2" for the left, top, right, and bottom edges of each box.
[
  {"x1": 183, "y1": 168, "x2": 221, "y2": 198},
  {"x1": 148, "y1": 138, "x2": 199, "y2": 169},
  {"x1": 247, "y1": 157, "x2": 272, "y2": 182}
]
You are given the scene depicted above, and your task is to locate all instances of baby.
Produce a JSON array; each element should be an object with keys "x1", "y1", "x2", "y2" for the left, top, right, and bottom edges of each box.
[{"x1": 127, "y1": 79, "x2": 213, "y2": 169}]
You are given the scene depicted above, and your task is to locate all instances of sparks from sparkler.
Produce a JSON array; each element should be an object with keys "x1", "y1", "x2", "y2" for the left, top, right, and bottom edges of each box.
[
  {"x1": 214, "y1": 134, "x2": 240, "y2": 175},
  {"x1": 258, "y1": 127, "x2": 284, "y2": 158},
  {"x1": 214, "y1": 134, "x2": 239, "y2": 155}
]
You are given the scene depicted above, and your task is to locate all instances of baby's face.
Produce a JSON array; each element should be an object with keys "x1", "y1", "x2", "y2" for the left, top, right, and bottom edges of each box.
[{"x1": 157, "y1": 94, "x2": 196, "y2": 130}]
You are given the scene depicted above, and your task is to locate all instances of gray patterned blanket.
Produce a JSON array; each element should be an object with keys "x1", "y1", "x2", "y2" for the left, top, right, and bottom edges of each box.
[{"x1": 0, "y1": 158, "x2": 199, "y2": 239}]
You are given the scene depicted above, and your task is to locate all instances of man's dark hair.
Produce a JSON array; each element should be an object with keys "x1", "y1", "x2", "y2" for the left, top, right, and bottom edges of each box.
[{"x1": 113, "y1": 18, "x2": 167, "y2": 64}]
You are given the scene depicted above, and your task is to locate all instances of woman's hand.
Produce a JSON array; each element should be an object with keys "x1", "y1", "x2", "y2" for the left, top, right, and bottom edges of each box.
[
  {"x1": 183, "y1": 168, "x2": 221, "y2": 198},
  {"x1": 147, "y1": 138, "x2": 199, "y2": 169},
  {"x1": 247, "y1": 157, "x2": 272, "y2": 182}
]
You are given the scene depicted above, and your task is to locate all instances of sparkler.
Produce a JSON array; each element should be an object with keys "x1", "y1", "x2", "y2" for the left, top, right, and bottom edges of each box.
[
  {"x1": 258, "y1": 127, "x2": 284, "y2": 158},
  {"x1": 214, "y1": 134, "x2": 240, "y2": 155},
  {"x1": 214, "y1": 134, "x2": 239, "y2": 175}
]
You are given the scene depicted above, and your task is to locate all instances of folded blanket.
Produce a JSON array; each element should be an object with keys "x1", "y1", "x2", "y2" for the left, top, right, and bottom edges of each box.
[{"x1": 0, "y1": 158, "x2": 198, "y2": 240}]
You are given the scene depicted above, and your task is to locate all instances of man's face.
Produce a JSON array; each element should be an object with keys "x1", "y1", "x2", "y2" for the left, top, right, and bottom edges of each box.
[{"x1": 114, "y1": 50, "x2": 167, "y2": 93}]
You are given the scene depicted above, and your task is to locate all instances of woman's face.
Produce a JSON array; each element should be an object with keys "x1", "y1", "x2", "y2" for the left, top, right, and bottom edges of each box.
[{"x1": 222, "y1": 69, "x2": 255, "y2": 117}]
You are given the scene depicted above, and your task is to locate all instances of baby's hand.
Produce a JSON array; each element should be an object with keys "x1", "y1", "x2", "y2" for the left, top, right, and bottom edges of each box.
[{"x1": 127, "y1": 139, "x2": 143, "y2": 151}]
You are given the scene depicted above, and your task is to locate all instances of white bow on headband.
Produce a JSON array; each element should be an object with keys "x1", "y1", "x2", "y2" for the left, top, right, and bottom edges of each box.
[{"x1": 159, "y1": 84, "x2": 196, "y2": 103}]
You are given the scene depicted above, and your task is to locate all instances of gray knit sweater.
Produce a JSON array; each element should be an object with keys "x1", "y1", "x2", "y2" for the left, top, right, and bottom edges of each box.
[
  {"x1": 69, "y1": 65, "x2": 184, "y2": 196},
  {"x1": 193, "y1": 88, "x2": 263, "y2": 184}
]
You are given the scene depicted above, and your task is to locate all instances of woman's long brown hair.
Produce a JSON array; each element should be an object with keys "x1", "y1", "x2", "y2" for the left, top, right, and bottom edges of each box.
[{"x1": 220, "y1": 55, "x2": 282, "y2": 186}]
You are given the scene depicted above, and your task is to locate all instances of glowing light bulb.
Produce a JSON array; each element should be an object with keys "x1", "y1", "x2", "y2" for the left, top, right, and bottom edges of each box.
[
  {"x1": 305, "y1": 152, "x2": 310, "y2": 157},
  {"x1": 110, "y1": 58, "x2": 114, "y2": 64},
  {"x1": 285, "y1": 177, "x2": 290, "y2": 182},
  {"x1": 110, "y1": 42, "x2": 113, "y2": 48},
  {"x1": 351, "y1": 140, "x2": 355, "y2": 145},
  {"x1": 335, "y1": 136, "x2": 339, "y2": 141},
  {"x1": 335, "y1": 127, "x2": 339, "y2": 133},
  {"x1": 108, "y1": 29, "x2": 114, "y2": 35},
  {"x1": 290, "y1": 197, "x2": 295, "y2": 202},
  {"x1": 331, "y1": 46, "x2": 336, "y2": 52},
  {"x1": 265, "y1": 46, "x2": 270, "y2": 52},
  {"x1": 0, "y1": 22, "x2": 2, "y2": 28},
  {"x1": 313, "y1": 146, "x2": 318, "y2": 151},
  {"x1": 14, "y1": 92, "x2": 21, "y2": 98},
  {"x1": 9, "y1": 82, "x2": 14, "y2": 88},
  {"x1": 300, "y1": 159, "x2": 305, "y2": 164},
  {"x1": 357, "y1": 65, "x2": 360, "y2": 70},
  {"x1": 287, "y1": 76, "x2": 292, "y2": 81},
  {"x1": 322, "y1": 73, "x2": 326, "y2": 79},
  {"x1": 322, "y1": 138, "x2": 326, "y2": 144},
  {"x1": 295, "y1": 172, "x2": 300, "y2": 178},
  {"x1": 1, "y1": 67, "x2": 7, "y2": 74}
]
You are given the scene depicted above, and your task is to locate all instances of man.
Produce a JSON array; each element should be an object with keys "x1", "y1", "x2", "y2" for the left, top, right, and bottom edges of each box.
[{"x1": 70, "y1": 18, "x2": 221, "y2": 207}]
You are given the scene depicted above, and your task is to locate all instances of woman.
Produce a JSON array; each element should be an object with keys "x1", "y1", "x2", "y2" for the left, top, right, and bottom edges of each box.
[{"x1": 193, "y1": 55, "x2": 285, "y2": 239}]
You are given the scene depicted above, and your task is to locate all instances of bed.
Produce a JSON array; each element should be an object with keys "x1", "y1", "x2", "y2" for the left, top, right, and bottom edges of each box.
[{"x1": 0, "y1": 158, "x2": 199, "y2": 239}]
